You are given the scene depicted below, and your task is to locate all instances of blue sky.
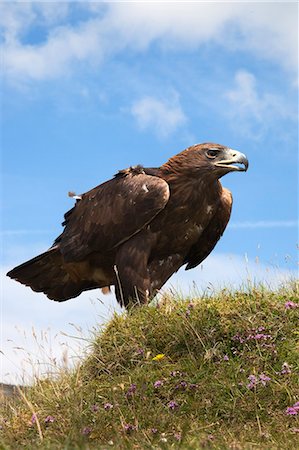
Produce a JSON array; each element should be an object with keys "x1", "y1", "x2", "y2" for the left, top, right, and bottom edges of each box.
[{"x1": 1, "y1": 1, "x2": 298, "y2": 383}]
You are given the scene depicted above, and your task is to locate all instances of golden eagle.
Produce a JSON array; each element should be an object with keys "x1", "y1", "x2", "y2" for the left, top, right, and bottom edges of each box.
[{"x1": 7, "y1": 143, "x2": 248, "y2": 307}]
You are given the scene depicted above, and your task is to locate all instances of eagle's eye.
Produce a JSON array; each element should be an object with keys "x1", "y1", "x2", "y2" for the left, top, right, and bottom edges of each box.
[{"x1": 206, "y1": 149, "x2": 220, "y2": 159}]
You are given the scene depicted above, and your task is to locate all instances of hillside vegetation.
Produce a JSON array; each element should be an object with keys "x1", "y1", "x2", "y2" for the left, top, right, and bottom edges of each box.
[{"x1": 1, "y1": 283, "x2": 299, "y2": 449}]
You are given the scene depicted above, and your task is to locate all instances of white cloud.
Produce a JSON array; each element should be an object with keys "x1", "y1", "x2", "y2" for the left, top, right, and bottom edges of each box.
[
  {"x1": 0, "y1": 2, "x2": 70, "y2": 43},
  {"x1": 131, "y1": 94, "x2": 186, "y2": 138},
  {"x1": 1, "y1": 2, "x2": 297, "y2": 81},
  {"x1": 233, "y1": 2, "x2": 298, "y2": 72},
  {"x1": 0, "y1": 2, "x2": 35, "y2": 44},
  {"x1": 223, "y1": 70, "x2": 295, "y2": 137},
  {"x1": 3, "y1": 18, "x2": 104, "y2": 80},
  {"x1": 105, "y1": 2, "x2": 297, "y2": 71}
]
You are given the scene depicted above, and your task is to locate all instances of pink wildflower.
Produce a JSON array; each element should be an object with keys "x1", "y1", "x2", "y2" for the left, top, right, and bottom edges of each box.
[
  {"x1": 154, "y1": 380, "x2": 163, "y2": 388},
  {"x1": 285, "y1": 301, "x2": 298, "y2": 309},
  {"x1": 123, "y1": 423, "x2": 136, "y2": 433},
  {"x1": 175, "y1": 380, "x2": 188, "y2": 390},
  {"x1": 247, "y1": 375, "x2": 258, "y2": 389},
  {"x1": 170, "y1": 371, "x2": 181, "y2": 377},
  {"x1": 281, "y1": 362, "x2": 292, "y2": 375},
  {"x1": 126, "y1": 383, "x2": 137, "y2": 397},
  {"x1": 44, "y1": 415, "x2": 55, "y2": 423},
  {"x1": 285, "y1": 401, "x2": 299, "y2": 415},
  {"x1": 168, "y1": 400, "x2": 179, "y2": 410},
  {"x1": 174, "y1": 432, "x2": 182, "y2": 441},
  {"x1": 247, "y1": 373, "x2": 271, "y2": 389},
  {"x1": 259, "y1": 373, "x2": 271, "y2": 386},
  {"x1": 104, "y1": 403, "x2": 113, "y2": 410}
]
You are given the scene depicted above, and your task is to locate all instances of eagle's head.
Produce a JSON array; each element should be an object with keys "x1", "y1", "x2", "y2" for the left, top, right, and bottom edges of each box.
[
  {"x1": 197, "y1": 142, "x2": 249, "y2": 177},
  {"x1": 163, "y1": 143, "x2": 249, "y2": 179}
]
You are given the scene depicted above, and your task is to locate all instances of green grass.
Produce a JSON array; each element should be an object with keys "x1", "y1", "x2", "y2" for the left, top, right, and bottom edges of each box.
[{"x1": 1, "y1": 282, "x2": 299, "y2": 449}]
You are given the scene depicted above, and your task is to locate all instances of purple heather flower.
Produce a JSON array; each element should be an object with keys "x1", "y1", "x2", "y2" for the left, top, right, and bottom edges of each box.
[
  {"x1": 247, "y1": 374, "x2": 258, "y2": 390},
  {"x1": 247, "y1": 373, "x2": 271, "y2": 389},
  {"x1": 126, "y1": 383, "x2": 137, "y2": 397},
  {"x1": 175, "y1": 380, "x2": 188, "y2": 390},
  {"x1": 233, "y1": 328, "x2": 272, "y2": 344},
  {"x1": 154, "y1": 380, "x2": 163, "y2": 388},
  {"x1": 82, "y1": 427, "x2": 92, "y2": 435},
  {"x1": 189, "y1": 383, "x2": 198, "y2": 390},
  {"x1": 91, "y1": 404, "x2": 99, "y2": 412},
  {"x1": 151, "y1": 428, "x2": 158, "y2": 434},
  {"x1": 31, "y1": 414, "x2": 37, "y2": 424},
  {"x1": 123, "y1": 423, "x2": 136, "y2": 432},
  {"x1": 170, "y1": 370, "x2": 181, "y2": 377},
  {"x1": 259, "y1": 373, "x2": 271, "y2": 386},
  {"x1": 285, "y1": 301, "x2": 298, "y2": 309},
  {"x1": 168, "y1": 400, "x2": 179, "y2": 410},
  {"x1": 104, "y1": 403, "x2": 113, "y2": 410},
  {"x1": 174, "y1": 432, "x2": 182, "y2": 441},
  {"x1": 286, "y1": 407, "x2": 298, "y2": 416},
  {"x1": 44, "y1": 415, "x2": 55, "y2": 423},
  {"x1": 254, "y1": 333, "x2": 271, "y2": 340},
  {"x1": 281, "y1": 362, "x2": 292, "y2": 375},
  {"x1": 286, "y1": 401, "x2": 299, "y2": 415},
  {"x1": 232, "y1": 334, "x2": 245, "y2": 343},
  {"x1": 136, "y1": 348, "x2": 144, "y2": 355},
  {"x1": 223, "y1": 354, "x2": 229, "y2": 361}
]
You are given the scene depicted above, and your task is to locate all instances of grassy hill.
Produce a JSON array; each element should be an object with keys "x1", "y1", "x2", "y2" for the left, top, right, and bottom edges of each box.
[{"x1": 1, "y1": 283, "x2": 298, "y2": 449}]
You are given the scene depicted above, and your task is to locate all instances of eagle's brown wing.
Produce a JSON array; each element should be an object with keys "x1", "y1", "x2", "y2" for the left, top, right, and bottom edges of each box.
[
  {"x1": 57, "y1": 168, "x2": 170, "y2": 262},
  {"x1": 184, "y1": 187, "x2": 232, "y2": 270}
]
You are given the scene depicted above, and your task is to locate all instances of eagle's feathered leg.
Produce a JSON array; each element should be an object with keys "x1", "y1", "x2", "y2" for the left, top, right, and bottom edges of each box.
[{"x1": 114, "y1": 232, "x2": 154, "y2": 308}]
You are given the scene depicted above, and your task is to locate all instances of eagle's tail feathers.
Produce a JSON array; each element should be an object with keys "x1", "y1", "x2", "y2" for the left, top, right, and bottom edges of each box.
[{"x1": 6, "y1": 247, "x2": 97, "y2": 302}]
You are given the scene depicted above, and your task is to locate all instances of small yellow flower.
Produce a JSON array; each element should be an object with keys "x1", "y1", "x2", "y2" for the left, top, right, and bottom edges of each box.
[{"x1": 152, "y1": 353, "x2": 165, "y2": 361}]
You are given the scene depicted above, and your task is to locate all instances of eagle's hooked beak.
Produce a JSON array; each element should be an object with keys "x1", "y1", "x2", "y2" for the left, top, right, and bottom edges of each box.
[{"x1": 215, "y1": 148, "x2": 249, "y2": 172}]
